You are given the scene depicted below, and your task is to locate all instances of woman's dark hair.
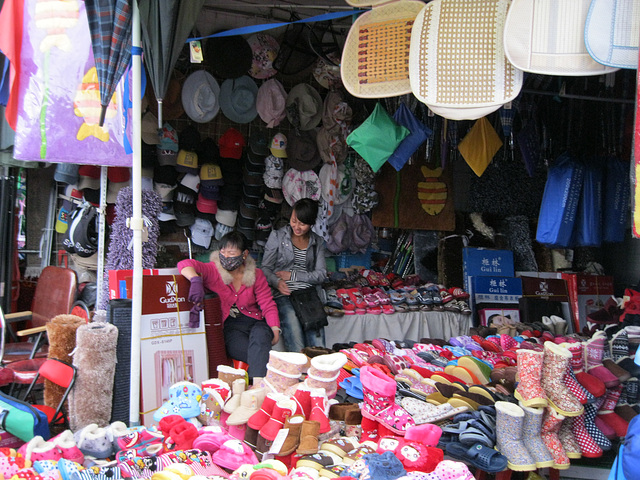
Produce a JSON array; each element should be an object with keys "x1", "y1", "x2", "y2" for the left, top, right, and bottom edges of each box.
[
  {"x1": 293, "y1": 198, "x2": 319, "y2": 225},
  {"x1": 219, "y1": 231, "x2": 249, "y2": 252}
]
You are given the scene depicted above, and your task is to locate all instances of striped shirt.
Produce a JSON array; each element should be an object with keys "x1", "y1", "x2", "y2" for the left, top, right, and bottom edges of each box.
[{"x1": 286, "y1": 245, "x2": 312, "y2": 292}]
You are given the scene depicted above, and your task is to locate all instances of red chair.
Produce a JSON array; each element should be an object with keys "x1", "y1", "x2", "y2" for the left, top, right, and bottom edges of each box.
[{"x1": 22, "y1": 358, "x2": 77, "y2": 431}]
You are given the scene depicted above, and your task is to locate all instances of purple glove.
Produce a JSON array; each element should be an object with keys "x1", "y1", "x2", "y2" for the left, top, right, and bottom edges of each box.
[
  {"x1": 188, "y1": 276, "x2": 205, "y2": 305},
  {"x1": 189, "y1": 306, "x2": 201, "y2": 328}
]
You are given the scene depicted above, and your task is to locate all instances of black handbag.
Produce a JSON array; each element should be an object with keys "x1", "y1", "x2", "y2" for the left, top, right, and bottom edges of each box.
[{"x1": 288, "y1": 287, "x2": 328, "y2": 332}]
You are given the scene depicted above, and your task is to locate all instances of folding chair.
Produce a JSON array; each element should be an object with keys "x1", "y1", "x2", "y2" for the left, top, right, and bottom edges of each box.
[{"x1": 22, "y1": 358, "x2": 77, "y2": 431}]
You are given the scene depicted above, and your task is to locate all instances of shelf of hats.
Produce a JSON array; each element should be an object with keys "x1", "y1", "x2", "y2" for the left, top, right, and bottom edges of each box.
[{"x1": 6, "y1": 0, "x2": 640, "y2": 479}]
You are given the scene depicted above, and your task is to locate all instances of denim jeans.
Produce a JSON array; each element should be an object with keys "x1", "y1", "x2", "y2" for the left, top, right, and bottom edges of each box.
[
  {"x1": 275, "y1": 295, "x2": 326, "y2": 352},
  {"x1": 223, "y1": 313, "x2": 273, "y2": 379}
]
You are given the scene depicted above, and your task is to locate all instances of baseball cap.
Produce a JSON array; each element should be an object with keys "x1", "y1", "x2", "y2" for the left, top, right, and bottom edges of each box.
[
  {"x1": 200, "y1": 164, "x2": 224, "y2": 186},
  {"x1": 196, "y1": 193, "x2": 218, "y2": 215},
  {"x1": 54, "y1": 163, "x2": 79, "y2": 185},
  {"x1": 154, "y1": 165, "x2": 179, "y2": 186},
  {"x1": 176, "y1": 150, "x2": 199, "y2": 174},
  {"x1": 215, "y1": 209, "x2": 238, "y2": 228},
  {"x1": 108, "y1": 167, "x2": 130, "y2": 183},
  {"x1": 200, "y1": 183, "x2": 222, "y2": 201},
  {"x1": 154, "y1": 182, "x2": 177, "y2": 202},
  {"x1": 215, "y1": 222, "x2": 234, "y2": 241},
  {"x1": 107, "y1": 181, "x2": 129, "y2": 204},
  {"x1": 78, "y1": 165, "x2": 101, "y2": 178},
  {"x1": 219, "y1": 128, "x2": 246, "y2": 160},
  {"x1": 180, "y1": 173, "x2": 200, "y2": 193},
  {"x1": 269, "y1": 133, "x2": 287, "y2": 158},
  {"x1": 255, "y1": 211, "x2": 273, "y2": 246},
  {"x1": 190, "y1": 218, "x2": 215, "y2": 249},
  {"x1": 158, "y1": 202, "x2": 177, "y2": 222}
]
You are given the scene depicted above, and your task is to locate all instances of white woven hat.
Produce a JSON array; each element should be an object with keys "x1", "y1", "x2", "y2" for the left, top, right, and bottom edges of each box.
[
  {"x1": 504, "y1": 0, "x2": 619, "y2": 76},
  {"x1": 341, "y1": 1, "x2": 425, "y2": 99},
  {"x1": 409, "y1": 0, "x2": 523, "y2": 121},
  {"x1": 181, "y1": 70, "x2": 220, "y2": 123},
  {"x1": 585, "y1": 0, "x2": 640, "y2": 69}
]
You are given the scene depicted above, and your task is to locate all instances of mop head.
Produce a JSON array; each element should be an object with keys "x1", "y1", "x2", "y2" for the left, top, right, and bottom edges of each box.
[
  {"x1": 97, "y1": 187, "x2": 162, "y2": 310},
  {"x1": 69, "y1": 322, "x2": 119, "y2": 431},
  {"x1": 45, "y1": 314, "x2": 85, "y2": 410}
]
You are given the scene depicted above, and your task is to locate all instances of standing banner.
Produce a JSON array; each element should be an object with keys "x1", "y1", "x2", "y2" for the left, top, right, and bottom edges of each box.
[{"x1": 1, "y1": 0, "x2": 131, "y2": 166}]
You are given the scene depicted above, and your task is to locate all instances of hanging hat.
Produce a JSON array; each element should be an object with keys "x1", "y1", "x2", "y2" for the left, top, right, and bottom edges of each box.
[
  {"x1": 282, "y1": 168, "x2": 321, "y2": 206},
  {"x1": 54, "y1": 163, "x2": 79, "y2": 185},
  {"x1": 256, "y1": 79, "x2": 287, "y2": 128},
  {"x1": 273, "y1": 21, "x2": 317, "y2": 75},
  {"x1": 219, "y1": 128, "x2": 246, "y2": 160},
  {"x1": 341, "y1": 1, "x2": 424, "y2": 98},
  {"x1": 141, "y1": 111, "x2": 161, "y2": 145},
  {"x1": 263, "y1": 155, "x2": 284, "y2": 189},
  {"x1": 190, "y1": 217, "x2": 215, "y2": 249},
  {"x1": 247, "y1": 33, "x2": 280, "y2": 80},
  {"x1": 286, "y1": 83, "x2": 322, "y2": 131},
  {"x1": 206, "y1": 35, "x2": 253, "y2": 79},
  {"x1": 249, "y1": 130, "x2": 270, "y2": 157},
  {"x1": 313, "y1": 53, "x2": 343, "y2": 90},
  {"x1": 146, "y1": 70, "x2": 185, "y2": 121},
  {"x1": 219, "y1": 76, "x2": 259, "y2": 124},
  {"x1": 287, "y1": 129, "x2": 320, "y2": 172},
  {"x1": 216, "y1": 209, "x2": 238, "y2": 228},
  {"x1": 270, "y1": 133, "x2": 287, "y2": 158},
  {"x1": 181, "y1": 70, "x2": 220, "y2": 124}
]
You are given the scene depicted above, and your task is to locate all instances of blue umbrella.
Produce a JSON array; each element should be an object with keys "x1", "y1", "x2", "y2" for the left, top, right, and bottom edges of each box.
[{"x1": 85, "y1": 0, "x2": 133, "y2": 127}]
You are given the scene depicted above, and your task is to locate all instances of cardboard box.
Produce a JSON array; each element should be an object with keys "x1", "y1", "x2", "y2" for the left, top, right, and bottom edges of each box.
[
  {"x1": 519, "y1": 275, "x2": 572, "y2": 330},
  {"x1": 108, "y1": 268, "x2": 179, "y2": 300},
  {"x1": 561, "y1": 274, "x2": 615, "y2": 332},
  {"x1": 134, "y1": 275, "x2": 209, "y2": 427},
  {"x1": 471, "y1": 276, "x2": 522, "y2": 325},
  {"x1": 478, "y1": 308, "x2": 521, "y2": 327},
  {"x1": 463, "y1": 248, "x2": 515, "y2": 297}
]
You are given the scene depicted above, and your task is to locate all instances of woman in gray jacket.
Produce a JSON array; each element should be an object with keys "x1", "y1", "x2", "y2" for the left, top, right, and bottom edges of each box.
[{"x1": 262, "y1": 198, "x2": 327, "y2": 352}]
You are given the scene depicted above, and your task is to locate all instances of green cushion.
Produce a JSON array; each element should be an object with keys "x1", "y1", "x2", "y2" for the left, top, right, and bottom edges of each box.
[{"x1": 346, "y1": 103, "x2": 410, "y2": 173}]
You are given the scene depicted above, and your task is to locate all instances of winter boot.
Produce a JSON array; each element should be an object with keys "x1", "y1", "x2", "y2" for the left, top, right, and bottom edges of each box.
[
  {"x1": 258, "y1": 397, "x2": 297, "y2": 441},
  {"x1": 540, "y1": 342, "x2": 583, "y2": 417},
  {"x1": 495, "y1": 401, "x2": 537, "y2": 471},
  {"x1": 308, "y1": 389, "x2": 330, "y2": 434},
  {"x1": 248, "y1": 392, "x2": 282, "y2": 430},
  {"x1": 275, "y1": 414, "x2": 305, "y2": 456},
  {"x1": 217, "y1": 365, "x2": 247, "y2": 387},
  {"x1": 520, "y1": 406, "x2": 554, "y2": 468},
  {"x1": 360, "y1": 365, "x2": 415, "y2": 436},
  {"x1": 564, "y1": 364, "x2": 595, "y2": 405},
  {"x1": 611, "y1": 329, "x2": 629, "y2": 362},
  {"x1": 567, "y1": 342, "x2": 607, "y2": 398},
  {"x1": 584, "y1": 332, "x2": 620, "y2": 388},
  {"x1": 296, "y1": 420, "x2": 321, "y2": 455},
  {"x1": 558, "y1": 417, "x2": 581, "y2": 459},
  {"x1": 222, "y1": 378, "x2": 246, "y2": 414},
  {"x1": 540, "y1": 407, "x2": 570, "y2": 470},
  {"x1": 597, "y1": 386, "x2": 629, "y2": 438},
  {"x1": 292, "y1": 385, "x2": 312, "y2": 418},
  {"x1": 571, "y1": 413, "x2": 603, "y2": 458},
  {"x1": 305, "y1": 352, "x2": 348, "y2": 399},
  {"x1": 550, "y1": 316, "x2": 568, "y2": 336},
  {"x1": 584, "y1": 401, "x2": 612, "y2": 451},
  {"x1": 514, "y1": 350, "x2": 548, "y2": 408}
]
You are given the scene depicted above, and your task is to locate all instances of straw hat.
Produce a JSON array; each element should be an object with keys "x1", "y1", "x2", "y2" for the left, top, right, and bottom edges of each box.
[
  {"x1": 219, "y1": 76, "x2": 259, "y2": 124},
  {"x1": 341, "y1": 1, "x2": 425, "y2": 98},
  {"x1": 181, "y1": 70, "x2": 220, "y2": 123}
]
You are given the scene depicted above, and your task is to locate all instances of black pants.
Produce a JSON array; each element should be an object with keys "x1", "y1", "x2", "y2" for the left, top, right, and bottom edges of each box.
[{"x1": 223, "y1": 313, "x2": 273, "y2": 379}]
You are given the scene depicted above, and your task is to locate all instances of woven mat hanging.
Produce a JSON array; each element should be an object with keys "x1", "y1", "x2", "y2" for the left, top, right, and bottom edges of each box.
[
  {"x1": 504, "y1": 0, "x2": 619, "y2": 76},
  {"x1": 585, "y1": 0, "x2": 640, "y2": 69},
  {"x1": 341, "y1": 0, "x2": 425, "y2": 98},
  {"x1": 409, "y1": 0, "x2": 522, "y2": 120}
]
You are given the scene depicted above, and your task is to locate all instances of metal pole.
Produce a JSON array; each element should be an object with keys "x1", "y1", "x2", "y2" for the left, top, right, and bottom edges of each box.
[
  {"x1": 129, "y1": 0, "x2": 143, "y2": 427},
  {"x1": 95, "y1": 166, "x2": 108, "y2": 309}
]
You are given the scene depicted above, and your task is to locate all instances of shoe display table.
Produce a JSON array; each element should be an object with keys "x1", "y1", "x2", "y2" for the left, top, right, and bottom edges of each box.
[{"x1": 324, "y1": 310, "x2": 471, "y2": 346}]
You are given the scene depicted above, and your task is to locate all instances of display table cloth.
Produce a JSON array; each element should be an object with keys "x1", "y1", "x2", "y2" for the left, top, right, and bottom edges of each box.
[{"x1": 324, "y1": 310, "x2": 471, "y2": 347}]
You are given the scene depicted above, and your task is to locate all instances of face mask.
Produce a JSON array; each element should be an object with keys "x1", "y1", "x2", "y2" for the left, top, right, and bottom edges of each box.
[{"x1": 219, "y1": 252, "x2": 244, "y2": 271}]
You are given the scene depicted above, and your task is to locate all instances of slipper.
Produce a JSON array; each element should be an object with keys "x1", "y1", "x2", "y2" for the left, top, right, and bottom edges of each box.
[
  {"x1": 451, "y1": 381, "x2": 468, "y2": 392},
  {"x1": 448, "y1": 396, "x2": 479, "y2": 411},
  {"x1": 458, "y1": 356, "x2": 492, "y2": 385},
  {"x1": 459, "y1": 426, "x2": 495, "y2": 448},
  {"x1": 442, "y1": 420, "x2": 474, "y2": 435},
  {"x1": 435, "y1": 382, "x2": 458, "y2": 398},
  {"x1": 453, "y1": 391, "x2": 494, "y2": 407},
  {"x1": 446, "y1": 442, "x2": 507, "y2": 473},
  {"x1": 401, "y1": 397, "x2": 468, "y2": 424},
  {"x1": 445, "y1": 365, "x2": 481, "y2": 385},
  {"x1": 468, "y1": 385, "x2": 499, "y2": 403}
]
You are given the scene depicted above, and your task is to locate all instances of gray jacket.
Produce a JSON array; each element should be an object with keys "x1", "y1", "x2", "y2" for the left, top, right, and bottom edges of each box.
[{"x1": 261, "y1": 225, "x2": 327, "y2": 292}]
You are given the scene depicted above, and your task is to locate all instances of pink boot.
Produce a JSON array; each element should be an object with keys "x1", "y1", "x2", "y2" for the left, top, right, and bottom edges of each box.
[
  {"x1": 514, "y1": 350, "x2": 547, "y2": 408},
  {"x1": 541, "y1": 408, "x2": 570, "y2": 470}
]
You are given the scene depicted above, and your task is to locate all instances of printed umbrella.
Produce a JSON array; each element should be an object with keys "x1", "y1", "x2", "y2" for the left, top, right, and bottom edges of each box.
[
  {"x1": 138, "y1": 0, "x2": 205, "y2": 127},
  {"x1": 85, "y1": 0, "x2": 133, "y2": 127}
]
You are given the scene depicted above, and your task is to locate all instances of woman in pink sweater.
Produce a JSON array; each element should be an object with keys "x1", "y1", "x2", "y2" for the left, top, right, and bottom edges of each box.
[{"x1": 178, "y1": 231, "x2": 280, "y2": 379}]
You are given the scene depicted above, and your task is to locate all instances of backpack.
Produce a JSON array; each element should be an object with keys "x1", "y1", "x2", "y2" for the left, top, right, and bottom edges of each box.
[{"x1": 63, "y1": 202, "x2": 98, "y2": 257}]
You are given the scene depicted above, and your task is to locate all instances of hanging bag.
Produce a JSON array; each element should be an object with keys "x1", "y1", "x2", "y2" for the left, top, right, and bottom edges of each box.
[
  {"x1": 288, "y1": 288, "x2": 328, "y2": 332},
  {"x1": 603, "y1": 157, "x2": 630, "y2": 243},
  {"x1": 575, "y1": 159, "x2": 604, "y2": 247},
  {"x1": 535, "y1": 153, "x2": 585, "y2": 247},
  {"x1": 0, "y1": 390, "x2": 50, "y2": 442}
]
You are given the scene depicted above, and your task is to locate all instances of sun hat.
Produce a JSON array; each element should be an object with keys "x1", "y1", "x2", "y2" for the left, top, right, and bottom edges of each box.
[
  {"x1": 313, "y1": 53, "x2": 343, "y2": 90},
  {"x1": 141, "y1": 111, "x2": 161, "y2": 145},
  {"x1": 218, "y1": 128, "x2": 246, "y2": 160},
  {"x1": 247, "y1": 33, "x2": 280, "y2": 79},
  {"x1": 263, "y1": 155, "x2": 284, "y2": 189},
  {"x1": 270, "y1": 133, "x2": 287, "y2": 158},
  {"x1": 219, "y1": 76, "x2": 259, "y2": 124},
  {"x1": 319, "y1": 162, "x2": 353, "y2": 206},
  {"x1": 342, "y1": 1, "x2": 424, "y2": 98},
  {"x1": 285, "y1": 83, "x2": 322, "y2": 131},
  {"x1": 256, "y1": 79, "x2": 287, "y2": 128},
  {"x1": 181, "y1": 70, "x2": 220, "y2": 124},
  {"x1": 206, "y1": 35, "x2": 253, "y2": 79},
  {"x1": 216, "y1": 209, "x2": 238, "y2": 228},
  {"x1": 255, "y1": 212, "x2": 273, "y2": 247},
  {"x1": 410, "y1": 0, "x2": 523, "y2": 120},
  {"x1": 190, "y1": 218, "x2": 215, "y2": 249},
  {"x1": 197, "y1": 192, "x2": 218, "y2": 215},
  {"x1": 282, "y1": 168, "x2": 321, "y2": 206},
  {"x1": 287, "y1": 129, "x2": 321, "y2": 172},
  {"x1": 54, "y1": 163, "x2": 79, "y2": 184}
]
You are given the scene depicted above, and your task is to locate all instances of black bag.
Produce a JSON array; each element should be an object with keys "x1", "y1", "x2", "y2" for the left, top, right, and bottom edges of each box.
[{"x1": 289, "y1": 287, "x2": 328, "y2": 332}]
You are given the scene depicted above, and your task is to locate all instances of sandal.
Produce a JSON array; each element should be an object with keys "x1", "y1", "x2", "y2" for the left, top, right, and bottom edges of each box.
[{"x1": 445, "y1": 442, "x2": 508, "y2": 473}]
